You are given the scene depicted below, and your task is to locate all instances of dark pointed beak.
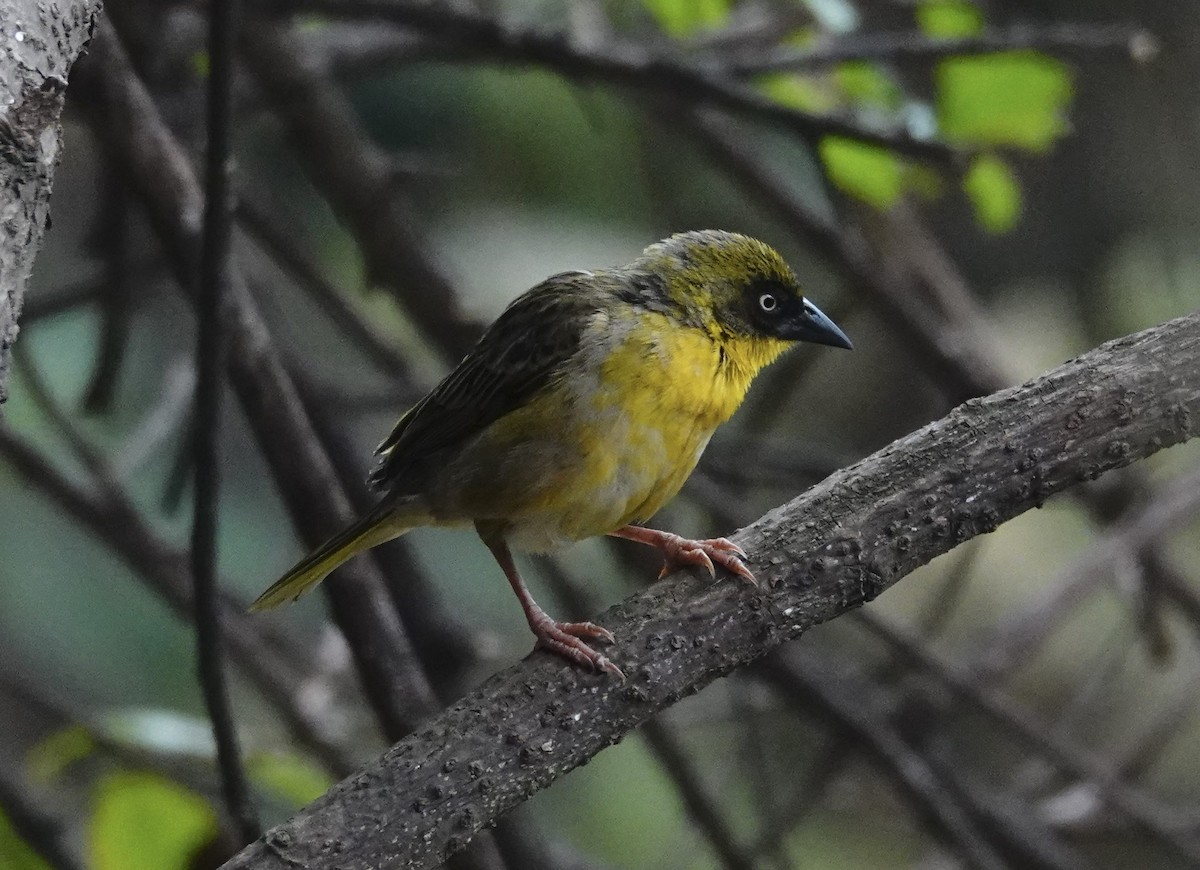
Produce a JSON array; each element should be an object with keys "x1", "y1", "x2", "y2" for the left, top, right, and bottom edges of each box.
[{"x1": 792, "y1": 299, "x2": 853, "y2": 349}]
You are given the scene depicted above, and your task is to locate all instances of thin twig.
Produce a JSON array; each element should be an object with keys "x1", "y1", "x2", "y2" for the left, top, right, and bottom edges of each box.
[
  {"x1": 746, "y1": 731, "x2": 852, "y2": 861},
  {"x1": 194, "y1": 0, "x2": 261, "y2": 843},
  {"x1": 112, "y1": 356, "x2": 195, "y2": 479},
  {"x1": 81, "y1": 174, "x2": 132, "y2": 413},
  {"x1": 725, "y1": 22, "x2": 1156, "y2": 74},
  {"x1": 915, "y1": 737, "x2": 1098, "y2": 870},
  {"x1": 728, "y1": 682, "x2": 789, "y2": 870},
  {"x1": 772, "y1": 642, "x2": 1095, "y2": 870},
  {"x1": 22, "y1": 259, "x2": 168, "y2": 324}
]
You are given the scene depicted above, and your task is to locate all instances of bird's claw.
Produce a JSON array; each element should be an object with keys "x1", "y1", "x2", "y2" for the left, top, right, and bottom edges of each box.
[
  {"x1": 532, "y1": 619, "x2": 625, "y2": 680},
  {"x1": 658, "y1": 535, "x2": 757, "y2": 586},
  {"x1": 554, "y1": 620, "x2": 616, "y2": 645}
]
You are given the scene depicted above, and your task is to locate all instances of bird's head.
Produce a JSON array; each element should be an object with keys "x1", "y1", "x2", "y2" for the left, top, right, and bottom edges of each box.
[{"x1": 631, "y1": 230, "x2": 852, "y2": 351}]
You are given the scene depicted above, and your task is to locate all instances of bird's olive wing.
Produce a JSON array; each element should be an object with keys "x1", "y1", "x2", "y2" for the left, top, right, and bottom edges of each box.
[{"x1": 369, "y1": 274, "x2": 601, "y2": 491}]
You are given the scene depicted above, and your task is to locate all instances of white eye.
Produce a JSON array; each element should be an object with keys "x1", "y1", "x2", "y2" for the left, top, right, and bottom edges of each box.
[{"x1": 759, "y1": 293, "x2": 778, "y2": 312}]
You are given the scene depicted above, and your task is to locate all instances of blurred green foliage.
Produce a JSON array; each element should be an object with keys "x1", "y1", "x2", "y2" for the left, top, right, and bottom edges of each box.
[
  {"x1": 819, "y1": 137, "x2": 906, "y2": 208},
  {"x1": 915, "y1": 0, "x2": 983, "y2": 38},
  {"x1": 936, "y1": 52, "x2": 1073, "y2": 150},
  {"x1": 0, "y1": 811, "x2": 53, "y2": 870},
  {"x1": 247, "y1": 754, "x2": 333, "y2": 808},
  {"x1": 963, "y1": 154, "x2": 1021, "y2": 233},
  {"x1": 88, "y1": 773, "x2": 215, "y2": 870},
  {"x1": 644, "y1": 0, "x2": 731, "y2": 35}
]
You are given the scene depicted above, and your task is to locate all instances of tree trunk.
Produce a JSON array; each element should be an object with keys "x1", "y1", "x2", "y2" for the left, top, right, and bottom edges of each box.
[{"x1": 0, "y1": 0, "x2": 103, "y2": 402}]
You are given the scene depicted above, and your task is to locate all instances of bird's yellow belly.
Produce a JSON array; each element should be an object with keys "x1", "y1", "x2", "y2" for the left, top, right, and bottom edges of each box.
[
  {"x1": 491, "y1": 317, "x2": 770, "y2": 552},
  {"x1": 509, "y1": 413, "x2": 710, "y2": 549}
]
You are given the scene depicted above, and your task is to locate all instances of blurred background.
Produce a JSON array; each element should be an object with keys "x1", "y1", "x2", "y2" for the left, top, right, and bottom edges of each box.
[{"x1": 3, "y1": 0, "x2": 1200, "y2": 868}]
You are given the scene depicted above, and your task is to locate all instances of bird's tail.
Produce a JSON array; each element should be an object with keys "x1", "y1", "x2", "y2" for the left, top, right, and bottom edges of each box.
[{"x1": 249, "y1": 502, "x2": 409, "y2": 612}]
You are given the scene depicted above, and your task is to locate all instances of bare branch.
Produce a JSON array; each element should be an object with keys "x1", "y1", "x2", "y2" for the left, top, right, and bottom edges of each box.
[
  {"x1": 193, "y1": 0, "x2": 260, "y2": 842},
  {"x1": 727, "y1": 22, "x2": 1157, "y2": 74}
]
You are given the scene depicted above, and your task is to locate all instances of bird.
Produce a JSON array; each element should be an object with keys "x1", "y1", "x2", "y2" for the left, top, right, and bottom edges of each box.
[{"x1": 250, "y1": 230, "x2": 852, "y2": 678}]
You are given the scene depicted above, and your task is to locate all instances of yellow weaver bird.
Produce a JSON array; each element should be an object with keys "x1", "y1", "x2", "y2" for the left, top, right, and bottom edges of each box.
[{"x1": 251, "y1": 231, "x2": 851, "y2": 677}]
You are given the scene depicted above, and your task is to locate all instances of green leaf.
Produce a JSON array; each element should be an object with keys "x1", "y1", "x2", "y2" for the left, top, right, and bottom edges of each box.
[
  {"x1": 0, "y1": 809, "x2": 53, "y2": 870},
  {"x1": 249, "y1": 753, "x2": 333, "y2": 807},
  {"x1": 27, "y1": 725, "x2": 95, "y2": 784},
  {"x1": 916, "y1": 0, "x2": 983, "y2": 38},
  {"x1": 820, "y1": 136, "x2": 906, "y2": 208},
  {"x1": 643, "y1": 0, "x2": 730, "y2": 36},
  {"x1": 89, "y1": 772, "x2": 217, "y2": 870},
  {"x1": 935, "y1": 52, "x2": 1073, "y2": 151},
  {"x1": 963, "y1": 154, "x2": 1022, "y2": 232},
  {"x1": 757, "y1": 73, "x2": 839, "y2": 114},
  {"x1": 835, "y1": 62, "x2": 902, "y2": 109}
]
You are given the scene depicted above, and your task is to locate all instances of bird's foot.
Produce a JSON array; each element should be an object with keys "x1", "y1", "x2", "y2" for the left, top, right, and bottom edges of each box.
[
  {"x1": 611, "y1": 525, "x2": 756, "y2": 584},
  {"x1": 653, "y1": 532, "x2": 756, "y2": 585},
  {"x1": 531, "y1": 617, "x2": 625, "y2": 680}
]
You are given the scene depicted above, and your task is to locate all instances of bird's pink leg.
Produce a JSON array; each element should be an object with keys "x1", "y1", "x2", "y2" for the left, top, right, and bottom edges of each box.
[
  {"x1": 480, "y1": 533, "x2": 624, "y2": 679},
  {"x1": 610, "y1": 525, "x2": 756, "y2": 585}
]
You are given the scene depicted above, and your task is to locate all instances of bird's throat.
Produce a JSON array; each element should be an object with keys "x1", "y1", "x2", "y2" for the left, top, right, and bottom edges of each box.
[{"x1": 716, "y1": 333, "x2": 791, "y2": 387}]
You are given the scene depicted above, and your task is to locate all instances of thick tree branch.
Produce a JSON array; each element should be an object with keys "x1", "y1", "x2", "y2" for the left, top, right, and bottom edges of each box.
[
  {"x1": 0, "y1": 0, "x2": 103, "y2": 401},
  {"x1": 222, "y1": 311, "x2": 1200, "y2": 869}
]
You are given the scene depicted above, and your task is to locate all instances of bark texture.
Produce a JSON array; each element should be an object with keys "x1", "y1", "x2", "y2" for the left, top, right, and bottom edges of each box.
[
  {"x1": 0, "y1": 0, "x2": 102, "y2": 402},
  {"x1": 221, "y1": 310, "x2": 1200, "y2": 870}
]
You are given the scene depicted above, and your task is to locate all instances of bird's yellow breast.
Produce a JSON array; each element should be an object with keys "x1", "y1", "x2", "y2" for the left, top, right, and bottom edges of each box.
[{"x1": 455, "y1": 309, "x2": 789, "y2": 551}]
